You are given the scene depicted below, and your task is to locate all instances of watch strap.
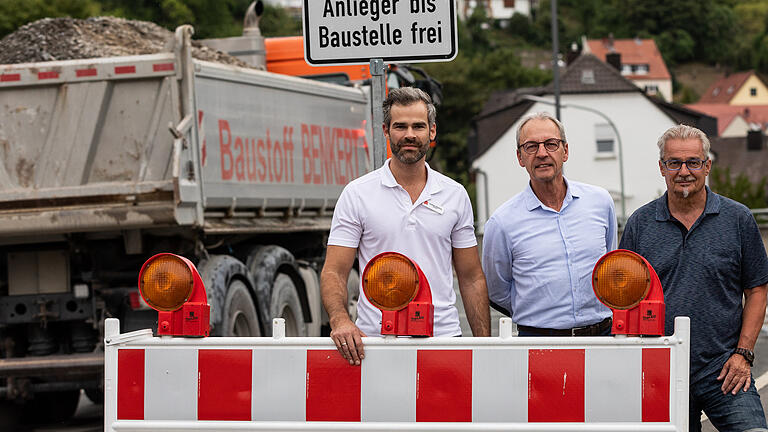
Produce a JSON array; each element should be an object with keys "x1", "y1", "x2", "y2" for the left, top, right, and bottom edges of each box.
[{"x1": 734, "y1": 347, "x2": 754, "y2": 366}]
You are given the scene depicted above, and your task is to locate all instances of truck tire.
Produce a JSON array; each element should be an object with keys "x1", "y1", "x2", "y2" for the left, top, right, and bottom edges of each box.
[
  {"x1": 222, "y1": 280, "x2": 261, "y2": 337},
  {"x1": 198, "y1": 255, "x2": 256, "y2": 337},
  {"x1": 270, "y1": 274, "x2": 306, "y2": 336},
  {"x1": 347, "y1": 268, "x2": 360, "y2": 322}
]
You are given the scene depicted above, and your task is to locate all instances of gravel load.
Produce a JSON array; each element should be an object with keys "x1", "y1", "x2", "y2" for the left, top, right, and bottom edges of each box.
[{"x1": 0, "y1": 16, "x2": 250, "y2": 67}]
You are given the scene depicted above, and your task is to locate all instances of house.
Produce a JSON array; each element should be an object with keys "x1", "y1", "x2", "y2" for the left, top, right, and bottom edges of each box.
[
  {"x1": 698, "y1": 71, "x2": 768, "y2": 105},
  {"x1": 684, "y1": 104, "x2": 768, "y2": 138},
  {"x1": 469, "y1": 54, "x2": 715, "y2": 231},
  {"x1": 459, "y1": 0, "x2": 536, "y2": 20},
  {"x1": 710, "y1": 134, "x2": 768, "y2": 206},
  {"x1": 583, "y1": 37, "x2": 672, "y2": 102}
]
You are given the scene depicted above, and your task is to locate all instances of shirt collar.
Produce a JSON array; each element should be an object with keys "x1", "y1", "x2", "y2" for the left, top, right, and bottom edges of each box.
[
  {"x1": 380, "y1": 159, "x2": 443, "y2": 195},
  {"x1": 655, "y1": 186, "x2": 720, "y2": 221},
  {"x1": 523, "y1": 177, "x2": 578, "y2": 211}
]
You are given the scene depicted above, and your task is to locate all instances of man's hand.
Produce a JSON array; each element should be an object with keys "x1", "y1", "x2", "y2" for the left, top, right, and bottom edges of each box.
[
  {"x1": 330, "y1": 317, "x2": 367, "y2": 365},
  {"x1": 717, "y1": 354, "x2": 752, "y2": 394},
  {"x1": 453, "y1": 246, "x2": 491, "y2": 337},
  {"x1": 321, "y1": 245, "x2": 366, "y2": 365}
]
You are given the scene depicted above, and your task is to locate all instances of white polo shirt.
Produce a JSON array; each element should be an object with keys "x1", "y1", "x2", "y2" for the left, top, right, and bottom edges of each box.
[{"x1": 328, "y1": 159, "x2": 477, "y2": 337}]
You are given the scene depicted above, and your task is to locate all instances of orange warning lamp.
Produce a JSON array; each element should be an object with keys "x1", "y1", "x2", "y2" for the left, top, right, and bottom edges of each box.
[
  {"x1": 592, "y1": 249, "x2": 665, "y2": 336},
  {"x1": 138, "y1": 253, "x2": 210, "y2": 337},
  {"x1": 362, "y1": 252, "x2": 433, "y2": 336}
]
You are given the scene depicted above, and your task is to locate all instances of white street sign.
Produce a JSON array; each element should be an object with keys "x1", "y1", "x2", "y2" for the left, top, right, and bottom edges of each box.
[{"x1": 302, "y1": 0, "x2": 458, "y2": 65}]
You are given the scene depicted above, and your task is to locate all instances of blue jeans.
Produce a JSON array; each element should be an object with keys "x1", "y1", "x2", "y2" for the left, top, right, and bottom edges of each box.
[{"x1": 690, "y1": 373, "x2": 767, "y2": 432}]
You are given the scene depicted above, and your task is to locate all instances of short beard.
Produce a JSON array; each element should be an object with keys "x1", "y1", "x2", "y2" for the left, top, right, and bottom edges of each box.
[
  {"x1": 392, "y1": 139, "x2": 428, "y2": 164},
  {"x1": 681, "y1": 188, "x2": 690, "y2": 198}
]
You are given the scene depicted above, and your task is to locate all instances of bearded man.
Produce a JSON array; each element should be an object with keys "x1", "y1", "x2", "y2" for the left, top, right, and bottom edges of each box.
[
  {"x1": 620, "y1": 124, "x2": 768, "y2": 431},
  {"x1": 320, "y1": 87, "x2": 490, "y2": 365}
]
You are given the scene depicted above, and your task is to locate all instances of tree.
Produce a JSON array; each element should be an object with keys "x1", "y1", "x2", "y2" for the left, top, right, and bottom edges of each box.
[
  {"x1": 420, "y1": 17, "x2": 551, "y2": 185},
  {"x1": 710, "y1": 166, "x2": 767, "y2": 209},
  {"x1": 0, "y1": 0, "x2": 100, "y2": 38},
  {"x1": 259, "y1": 4, "x2": 301, "y2": 37}
]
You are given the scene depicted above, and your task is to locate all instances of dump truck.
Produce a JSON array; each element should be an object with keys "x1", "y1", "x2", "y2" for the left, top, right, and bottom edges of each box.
[{"x1": 0, "y1": 2, "x2": 371, "y2": 421}]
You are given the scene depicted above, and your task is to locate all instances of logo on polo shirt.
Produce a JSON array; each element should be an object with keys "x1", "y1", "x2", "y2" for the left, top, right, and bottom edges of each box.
[{"x1": 422, "y1": 200, "x2": 444, "y2": 215}]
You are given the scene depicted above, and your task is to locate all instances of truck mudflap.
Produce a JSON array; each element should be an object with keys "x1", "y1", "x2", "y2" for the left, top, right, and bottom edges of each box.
[{"x1": 104, "y1": 317, "x2": 690, "y2": 431}]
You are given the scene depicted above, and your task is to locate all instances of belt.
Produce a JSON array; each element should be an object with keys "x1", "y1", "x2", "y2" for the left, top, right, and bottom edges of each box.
[{"x1": 517, "y1": 317, "x2": 612, "y2": 336}]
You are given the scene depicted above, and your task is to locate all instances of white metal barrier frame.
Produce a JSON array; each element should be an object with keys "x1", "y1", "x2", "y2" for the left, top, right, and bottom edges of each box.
[{"x1": 104, "y1": 317, "x2": 690, "y2": 431}]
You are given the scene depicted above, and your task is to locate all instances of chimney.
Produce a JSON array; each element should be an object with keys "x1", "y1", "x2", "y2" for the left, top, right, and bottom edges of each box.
[
  {"x1": 747, "y1": 130, "x2": 764, "y2": 151},
  {"x1": 606, "y1": 52, "x2": 621, "y2": 71},
  {"x1": 566, "y1": 42, "x2": 580, "y2": 65}
]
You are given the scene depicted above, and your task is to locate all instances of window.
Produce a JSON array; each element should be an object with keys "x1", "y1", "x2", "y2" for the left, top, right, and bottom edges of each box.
[
  {"x1": 634, "y1": 64, "x2": 649, "y2": 75},
  {"x1": 751, "y1": 87, "x2": 757, "y2": 96},
  {"x1": 581, "y1": 69, "x2": 595, "y2": 84},
  {"x1": 712, "y1": 87, "x2": 720, "y2": 96},
  {"x1": 595, "y1": 124, "x2": 615, "y2": 154},
  {"x1": 644, "y1": 84, "x2": 659, "y2": 95},
  {"x1": 727, "y1": 85, "x2": 735, "y2": 94},
  {"x1": 504, "y1": 0, "x2": 515, "y2": 7},
  {"x1": 621, "y1": 65, "x2": 632, "y2": 75}
]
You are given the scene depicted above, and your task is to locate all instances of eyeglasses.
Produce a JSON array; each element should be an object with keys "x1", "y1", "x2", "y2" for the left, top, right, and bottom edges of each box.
[
  {"x1": 661, "y1": 158, "x2": 708, "y2": 171},
  {"x1": 518, "y1": 138, "x2": 563, "y2": 154}
]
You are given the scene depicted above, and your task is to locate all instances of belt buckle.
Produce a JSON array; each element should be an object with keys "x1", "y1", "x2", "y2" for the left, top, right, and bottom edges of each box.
[{"x1": 571, "y1": 325, "x2": 586, "y2": 336}]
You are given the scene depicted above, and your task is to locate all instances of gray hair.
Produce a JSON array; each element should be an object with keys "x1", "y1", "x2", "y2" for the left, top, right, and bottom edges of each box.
[
  {"x1": 382, "y1": 87, "x2": 436, "y2": 129},
  {"x1": 516, "y1": 111, "x2": 567, "y2": 147},
  {"x1": 656, "y1": 124, "x2": 711, "y2": 159}
]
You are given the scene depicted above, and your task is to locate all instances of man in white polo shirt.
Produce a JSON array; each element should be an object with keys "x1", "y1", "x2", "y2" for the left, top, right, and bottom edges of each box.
[{"x1": 321, "y1": 87, "x2": 490, "y2": 365}]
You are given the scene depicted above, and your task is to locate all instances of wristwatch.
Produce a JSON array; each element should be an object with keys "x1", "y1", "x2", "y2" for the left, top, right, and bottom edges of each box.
[{"x1": 734, "y1": 347, "x2": 755, "y2": 366}]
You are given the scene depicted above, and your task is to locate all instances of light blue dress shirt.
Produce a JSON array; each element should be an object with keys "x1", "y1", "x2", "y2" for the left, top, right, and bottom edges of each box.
[{"x1": 482, "y1": 178, "x2": 617, "y2": 329}]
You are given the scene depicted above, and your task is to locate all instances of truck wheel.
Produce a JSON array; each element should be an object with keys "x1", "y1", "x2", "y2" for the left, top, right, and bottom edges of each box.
[
  {"x1": 197, "y1": 255, "x2": 255, "y2": 337},
  {"x1": 222, "y1": 280, "x2": 261, "y2": 337},
  {"x1": 270, "y1": 274, "x2": 306, "y2": 336},
  {"x1": 347, "y1": 268, "x2": 360, "y2": 322}
]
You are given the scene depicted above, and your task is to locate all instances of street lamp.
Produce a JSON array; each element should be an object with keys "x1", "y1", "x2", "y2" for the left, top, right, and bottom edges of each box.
[{"x1": 520, "y1": 94, "x2": 627, "y2": 223}]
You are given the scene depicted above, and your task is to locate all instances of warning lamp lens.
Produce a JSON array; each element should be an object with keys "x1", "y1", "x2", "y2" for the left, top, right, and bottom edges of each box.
[
  {"x1": 139, "y1": 255, "x2": 194, "y2": 311},
  {"x1": 363, "y1": 253, "x2": 420, "y2": 311},
  {"x1": 593, "y1": 251, "x2": 651, "y2": 309}
]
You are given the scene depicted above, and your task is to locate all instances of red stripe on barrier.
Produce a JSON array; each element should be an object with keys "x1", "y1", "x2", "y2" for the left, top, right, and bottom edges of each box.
[
  {"x1": 642, "y1": 348, "x2": 671, "y2": 422},
  {"x1": 115, "y1": 65, "x2": 136, "y2": 74},
  {"x1": 153, "y1": 63, "x2": 174, "y2": 72},
  {"x1": 306, "y1": 350, "x2": 361, "y2": 421},
  {"x1": 198, "y1": 349, "x2": 252, "y2": 421},
  {"x1": 76, "y1": 68, "x2": 97, "y2": 77},
  {"x1": 416, "y1": 350, "x2": 472, "y2": 422},
  {"x1": 37, "y1": 71, "x2": 59, "y2": 80},
  {"x1": 528, "y1": 349, "x2": 585, "y2": 422},
  {"x1": 117, "y1": 349, "x2": 144, "y2": 420},
  {"x1": 1, "y1": 74, "x2": 21, "y2": 82}
]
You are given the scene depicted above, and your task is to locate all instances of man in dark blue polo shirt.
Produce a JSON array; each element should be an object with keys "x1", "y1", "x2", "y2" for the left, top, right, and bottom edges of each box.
[{"x1": 620, "y1": 124, "x2": 768, "y2": 431}]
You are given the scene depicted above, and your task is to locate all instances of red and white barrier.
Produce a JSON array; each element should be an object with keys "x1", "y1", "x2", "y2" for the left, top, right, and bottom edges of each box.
[{"x1": 104, "y1": 317, "x2": 690, "y2": 431}]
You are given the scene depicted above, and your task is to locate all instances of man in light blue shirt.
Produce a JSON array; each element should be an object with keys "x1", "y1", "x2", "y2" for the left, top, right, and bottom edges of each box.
[{"x1": 482, "y1": 112, "x2": 617, "y2": 335}]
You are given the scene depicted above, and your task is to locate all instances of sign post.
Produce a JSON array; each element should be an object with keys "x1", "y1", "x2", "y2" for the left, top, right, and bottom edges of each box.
[
  {"x1": 302, "y1": 0, "x2": 458, "y2": 169},
  {"x1": 370, "y1": 59, "x2": 387, "y2": 169}
]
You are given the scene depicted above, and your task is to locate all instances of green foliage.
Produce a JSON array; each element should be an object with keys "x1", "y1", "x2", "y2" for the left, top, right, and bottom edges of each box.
[
  {"x1": 259, "y1": 4, "x2": 301, "y2": 37},
  {"x1": 676, "y1": 85, "x2": 700, "y2": 104},
  {"x1": 656, "y1": 29, "x2": 695, "y2": 66},
  {"x1": 710, "y1": 166, "x2": 768, "y2": 209},
  {"x1": 420, "y1": 15, "x2": 551, "y2": 184},
  {"x1": 0, "y1": 0, "x2": 100, "y2": 38},
  {"x1": 99, "y1": 0, "x2": 252, "y2": 38}
]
